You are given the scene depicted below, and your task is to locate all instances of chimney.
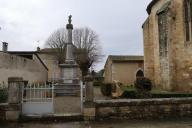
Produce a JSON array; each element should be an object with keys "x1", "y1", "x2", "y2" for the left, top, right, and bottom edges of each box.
[
  {"x1": 2, "y1": 42, "x2": 8, "y2": 52},
  {"x1": 37, "y1": 46, "x2": 40, "y2": 52}
]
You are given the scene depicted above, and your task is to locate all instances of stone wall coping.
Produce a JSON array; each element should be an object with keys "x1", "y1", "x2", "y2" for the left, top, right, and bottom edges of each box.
[
  {"x1": 0, "y1": 103, "x2": 20, "y2": 111},
  {"x1": 0, "y1": 103, "x2": 9, "y2": 106},
  {"x1": 95, "y1": 98, "x2": 192, "y2": 107},
  {"x1": 8, "y1": 77, "x2": 23, "y2": 82}
]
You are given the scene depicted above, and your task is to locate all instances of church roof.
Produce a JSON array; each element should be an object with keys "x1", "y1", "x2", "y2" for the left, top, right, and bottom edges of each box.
[
  {"x1": 38, "y1": 48, "x2": 59, "y2": 53},
  {"x1": 147, "y1": 0, "x2": 159, "y2": 14},
  {"x1": 108, "y1": 55, "x2": 144, "y2": 61},
  {"x1": 104, "y1": 55, "x2": 143, "y2": 69}
]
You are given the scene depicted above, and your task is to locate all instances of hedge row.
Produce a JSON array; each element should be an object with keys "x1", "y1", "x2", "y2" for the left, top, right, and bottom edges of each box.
[
  {"x1": 0, "y1": 89, "x2": 8, "y2": 103},
  {"x1": 121, "y1": 90, "x2": 192, "y2": 99},
  {"x1": 100, "y1": 83, "x2": 112, "y2": 96}
]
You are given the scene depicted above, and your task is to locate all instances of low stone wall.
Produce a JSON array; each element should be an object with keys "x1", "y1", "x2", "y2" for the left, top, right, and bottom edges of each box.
[
  {"x1": 95, "y1": 98, "x2": 192, "y2": 120},
  {"x1": 0, "y1": 103, "x2": 20, "y2": 121}
]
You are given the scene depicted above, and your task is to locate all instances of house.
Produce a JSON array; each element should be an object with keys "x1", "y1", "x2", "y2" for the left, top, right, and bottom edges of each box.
[
  {"x1": 37, "y1": 48, "x2": 61, "y2": 82},
  {"x1": 0, "y1": 43, "x2": 48, "y2": 86},
  {"x1": 104, "y1": 55, "x2": 144, "y2": 86},
  {"x1": 143, "y1": 0, "x2": 192, "y2": 91}
]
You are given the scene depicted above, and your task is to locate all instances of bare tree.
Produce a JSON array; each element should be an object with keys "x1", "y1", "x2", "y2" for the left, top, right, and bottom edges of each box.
[
  {"x1": 45, "y1": 27, "x2": 102, "y2": 77},
  {"x1": 46, "y1": 28, "x2": 68, "y2": 63}
]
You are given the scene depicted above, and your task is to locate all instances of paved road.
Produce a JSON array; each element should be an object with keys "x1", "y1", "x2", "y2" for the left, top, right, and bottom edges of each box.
[{"x1": 1, "y1": 119, "x2": 192, "y2": 128}]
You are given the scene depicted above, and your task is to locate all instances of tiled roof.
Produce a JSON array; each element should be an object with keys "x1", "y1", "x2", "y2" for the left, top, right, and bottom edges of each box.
[
  {"x1": 4, "y1": 51, "x2": 48, "y2": 70},
  {"x1": 108, "y1": 55, "x2": 144, "y2": 61},
  {"x1": 147, "y1": 0, "x2": 159, "y2": 14},
  {"x1": 38, "y1": 48, "x2": 59, "y2": 53}
]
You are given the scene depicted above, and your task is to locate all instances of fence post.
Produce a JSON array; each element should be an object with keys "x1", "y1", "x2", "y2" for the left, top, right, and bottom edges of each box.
[
  {"x1": 83, "y1": 74, "x2": 95, "y2": 121},
  {"x1": 7, "y1": 77, "x2": 24, "y2": 121}
]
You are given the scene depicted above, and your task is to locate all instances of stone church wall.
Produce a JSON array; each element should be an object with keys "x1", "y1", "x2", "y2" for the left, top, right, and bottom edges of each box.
[{"x1": 143, "y1": 0, "x2": 192, "y2": 91}]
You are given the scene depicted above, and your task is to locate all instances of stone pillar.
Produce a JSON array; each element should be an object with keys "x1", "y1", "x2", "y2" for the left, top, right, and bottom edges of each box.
[
  {"x1": 83, "y1": 75, "x2": 95, "y2": 121},
  {"x1": 7, "y1": 77, "x2": 24, "y2": 121},
  {"x1": 8, "y1": 77, "x2": 23, "y2": 104},
  {"x1": 65, "y1": 15, "x2": 75, "y2": 63},
  {"x1": 84, "y1": 75, "x2": 94, "y2": 102}
]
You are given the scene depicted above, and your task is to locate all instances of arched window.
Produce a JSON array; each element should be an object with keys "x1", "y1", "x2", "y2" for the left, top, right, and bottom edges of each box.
[
  {"x1": 136, "y1": 70, "x2": 144, "y2": 78},
  {"x1": 184, "y1": 0, "x2": 192, "y2": 42}
]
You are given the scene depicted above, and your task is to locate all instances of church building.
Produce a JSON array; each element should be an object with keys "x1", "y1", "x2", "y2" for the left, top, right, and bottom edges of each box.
[{"x1": 143, "y1": 0, "x2": 192, "y2": 91}]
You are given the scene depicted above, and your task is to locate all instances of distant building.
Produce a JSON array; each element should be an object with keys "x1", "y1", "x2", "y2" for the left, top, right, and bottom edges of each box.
[
  {"x1": 37, "y1": 47, "x2": 82, "y2": 83},
  {"x1": 37, "y1": 48, "x2": 61, "y2": 82},
  {"x1": 92, "y1": 69, "x2": 104, "y2": 82},
  {"x1": 0, "y1": 42, "x2": 82, "y2": 87},
  {"x1": 104, "y1": 55, "x2": 144, "y2": 85},
  {"x1": 143, "y1": 0, "x2": 192, "y2": 91}
]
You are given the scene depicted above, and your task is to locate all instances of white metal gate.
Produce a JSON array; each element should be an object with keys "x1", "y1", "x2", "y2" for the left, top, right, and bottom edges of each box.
[{"x1": 22, "y1": 83, "x2": 54, "y2": 115}]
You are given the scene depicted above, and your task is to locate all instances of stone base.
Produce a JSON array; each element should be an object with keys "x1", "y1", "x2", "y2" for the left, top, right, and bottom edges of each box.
[
  {"x1": 0, "y1": 103, "x2": 21, "y2": 121},
  {"x1": 83, "y1": 107, "x2": 95, "y2": 121},
  {"x1": 6, "y1": 111, "x2": 20, "y2": 121},
  {"x1": 55, "y1": 83, "x2": 80, "y2": 96},
  {"x1": 83, "y1": 102, "x2": 95, "y2": 121}
]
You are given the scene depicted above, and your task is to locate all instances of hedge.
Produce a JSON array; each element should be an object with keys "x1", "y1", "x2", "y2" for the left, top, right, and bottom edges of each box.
[
  {"x1": 93, "y1": 81, "x2": 103, "y2": 86},
  {"x1": 101, "y1": 83, "x2": 112, "y2": 96},
  {"x1": 0, "y1": 89, "x2": 8, "y2": 103},
  {"x1": 121, "y1": 90, "x2": 192, "y2": 99}
]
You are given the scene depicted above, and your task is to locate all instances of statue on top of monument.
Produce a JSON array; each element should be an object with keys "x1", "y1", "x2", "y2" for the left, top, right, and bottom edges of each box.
[
  {"x1": 68, "y1": 15, "x2": 72, "y2": 24},
  {"x1": 66, "y1": 15, "x2": 73, "y2": 30}
]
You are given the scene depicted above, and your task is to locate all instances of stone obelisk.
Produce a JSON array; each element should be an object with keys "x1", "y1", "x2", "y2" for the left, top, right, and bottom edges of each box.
[
  {"x1": 65, "y1": 15, "x2": 75, "y2": 64},
  {"x1": 59, "y1": 15, "x2": 78, "y2": 84}
]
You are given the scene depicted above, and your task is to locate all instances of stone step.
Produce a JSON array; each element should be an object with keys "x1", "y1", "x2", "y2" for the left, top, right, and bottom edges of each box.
[
  {"x1": 55, "y1": 88, "x2": 80, "y2": 92},
  {"x1": 55, "y1": 90, "x2": 80, "y2": 96},
  {"x1": 54, "y1": 83, "x2": 80, "y2": 96},
  {"x1": 55, "y1": 89, "x2": 79, "y2": 93},
  {"x1": 57, "y1": 83, "x2": 80, "y2": 86},
  {"x1": 56, "y1": 93, "x2": 79, "y2": 96},
  {"x1": 55, "y1": 85, "x2": 80, "y2": 89},
  {"x1": 54, "y1": 88, "x2": 80, "y2": 92}
]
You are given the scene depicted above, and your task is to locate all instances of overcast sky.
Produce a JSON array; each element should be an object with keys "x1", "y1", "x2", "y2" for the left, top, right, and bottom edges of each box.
[{"x1": 0, "y1": 0, "x2": 152, "y2": 71}]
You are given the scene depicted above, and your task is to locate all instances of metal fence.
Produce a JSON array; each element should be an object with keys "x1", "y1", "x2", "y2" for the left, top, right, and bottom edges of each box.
[{"x1": 22, "y1": 83, "x2": 54, "y2": 115}]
